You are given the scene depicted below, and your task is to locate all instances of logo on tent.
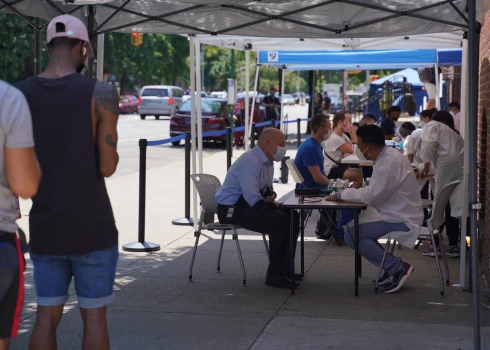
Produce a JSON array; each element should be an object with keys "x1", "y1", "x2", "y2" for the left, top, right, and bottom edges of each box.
[{"x1": 268, "y1": 52, "x2": 278, "y2": 62}]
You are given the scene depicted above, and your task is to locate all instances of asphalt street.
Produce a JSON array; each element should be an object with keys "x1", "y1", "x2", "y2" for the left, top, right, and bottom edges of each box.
[{"x1": 114, "y1": 104, "x2": 310, "y2": 178}]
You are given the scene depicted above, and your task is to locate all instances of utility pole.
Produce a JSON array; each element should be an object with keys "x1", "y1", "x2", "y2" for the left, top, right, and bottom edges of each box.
[{"x1": 201, "y1": 43, "x2": 205, "y2": 91}]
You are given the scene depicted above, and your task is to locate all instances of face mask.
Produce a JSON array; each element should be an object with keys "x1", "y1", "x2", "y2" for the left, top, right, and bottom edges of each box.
[
  {"x1": 323, "y1": 129, "x2": 332, "y2": 141},
  {"x1": 272, "y1": 146, "x2": 287, "y2": 162},
  {"x1": 355, "y1": 146, "x2": 371, "y2": 161},
  {"x1": 449, "y1": 111, "x2": 455, "y2": 117},
  {"x1": 419, "y1": 121, "x2": 426, "y2": 128}
]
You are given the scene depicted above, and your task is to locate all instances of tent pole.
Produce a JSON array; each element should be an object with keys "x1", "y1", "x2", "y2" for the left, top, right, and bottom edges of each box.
[
  {"x1": 195, "y1": 39, "x2": 203, "y2": 174},
  {"x1": 189, "y1": 36, "x2": 198, "y2": 230},
  {"x1": 434, "y1": 64, "x2": 441, "y2": 110},
  {"x1": 245, "y1": 49, "x2": 250, "y2": 151},
  {"x1": 87, "y1": 5, "x2": 96, "y2": 78},
  {"x1": 96, "y1": 33, "x2": 105, "y2": 82},
  {"x1": 457, "y1": 38, "x2": 469, "y2": 288},
  {"x1": 249, "y1": 63, "x2": 260, "y2": 144},
  {"x1": 468, "y1": 0, "x2": 481, "y2": 347},
  {"x1": 280, "y1": 66, "x2": 285, "y2": 132}
]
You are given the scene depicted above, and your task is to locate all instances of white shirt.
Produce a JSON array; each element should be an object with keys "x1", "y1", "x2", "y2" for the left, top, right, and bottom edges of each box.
[
  {"x1": 420, "y1": 121, "x2": 464, "y2": 217},
  {"x1": 340, "y1": 147, "x2": 423, "y2": 226},
  {"x1": 452, "y1": 111, "x2": 461, "y2": 131},
  {"x1": 322, "y1": 132, "x2": 350, "y2": 176},
  {"x1": 403, "y1": 129, "x2": 424, "y2": 166}
]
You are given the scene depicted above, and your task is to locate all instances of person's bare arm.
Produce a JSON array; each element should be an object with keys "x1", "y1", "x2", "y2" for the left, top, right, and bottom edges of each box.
[
  {"x1": 339, "y1": 143, "x2": 353, "y2": 155},
  {"x1": 5, "y1": 147, "x2": 40, "y2": 198},
  {"x1": 407, "y1": 154, "x2": 415, "y2": 163},
  {"x1": 307, "y1": 166, "x2": 330, "y2": 186},
  {"x1": 92, "y1": 82, "x2": 120, "y2": 177}
]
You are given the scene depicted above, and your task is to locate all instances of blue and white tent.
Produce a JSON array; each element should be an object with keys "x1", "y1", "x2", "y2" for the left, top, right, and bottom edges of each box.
[{"x1": 257, "y1": 49, "x2": 462, "y2": 70}]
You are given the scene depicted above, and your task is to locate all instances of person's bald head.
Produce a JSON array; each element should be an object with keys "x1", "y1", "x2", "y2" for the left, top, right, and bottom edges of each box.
[{"x1": 258, "y1": 128, "x2": 286, "y2": 161}]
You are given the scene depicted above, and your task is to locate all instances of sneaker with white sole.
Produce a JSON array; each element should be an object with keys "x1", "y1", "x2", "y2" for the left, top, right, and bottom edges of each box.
[
  {"x1": 372, "y1": 271, "x2": 390, "y2": 286},
  {"x1": 446, "y1": 246, "x2": 460, "y2": 258},
  {"x1": 382, "y1": 262, "x2": 414, "y2": 294}
]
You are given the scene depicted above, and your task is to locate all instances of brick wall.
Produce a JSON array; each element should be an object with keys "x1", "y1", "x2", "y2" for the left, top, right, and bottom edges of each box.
[{"x1": 479, "y1": 11, "x2": 490, "y2": 288}]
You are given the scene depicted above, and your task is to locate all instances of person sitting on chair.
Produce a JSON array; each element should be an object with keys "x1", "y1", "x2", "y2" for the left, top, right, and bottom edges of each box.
[
  {"x1": 326, "y1": 125, "x2": 423, "y2": 293},
  {"x1": 293, "y1": 114, "x2": 336, "y2": 240},
  {"x1": 323, "y1": 112, "x2": 363, "y2": 188},
  {"x1": 215, "y1": 128, "x2": 300, "y2": 289}
]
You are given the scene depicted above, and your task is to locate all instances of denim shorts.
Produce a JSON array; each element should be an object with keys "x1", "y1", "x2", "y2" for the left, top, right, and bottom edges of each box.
[{"x1": 30, "y1": 245, "x2": 119, "y2": 309}]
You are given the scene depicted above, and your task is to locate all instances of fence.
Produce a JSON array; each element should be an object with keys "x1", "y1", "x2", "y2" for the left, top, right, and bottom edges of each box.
[{"x1": 122, "y1": 118, "x2": 311, "y2": 252}]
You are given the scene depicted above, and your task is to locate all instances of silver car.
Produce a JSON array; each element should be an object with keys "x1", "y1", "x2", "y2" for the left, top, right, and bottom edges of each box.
[{"x1": 138, "y1": 85, "x2": 184, "y2": 120}]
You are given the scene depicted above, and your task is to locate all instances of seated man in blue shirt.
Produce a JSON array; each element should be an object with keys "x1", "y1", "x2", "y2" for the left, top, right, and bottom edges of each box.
[
  {"x1": 294, "y1": 114, "x2": 334, "y2": 239},
  {"x1": 215, "y1": 128, "x2": 300, "y2": 289},
  {"x1": 380, "y1": 105, "x2": 401, "y2": 140}
]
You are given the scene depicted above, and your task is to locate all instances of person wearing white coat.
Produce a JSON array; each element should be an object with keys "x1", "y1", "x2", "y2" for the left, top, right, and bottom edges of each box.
[
  {"x1": 327, "y1": 125, "x2": 423, "y2": 293},
  {"x1": 419, "y1": 111, "x2": 464, "y2": 257}
]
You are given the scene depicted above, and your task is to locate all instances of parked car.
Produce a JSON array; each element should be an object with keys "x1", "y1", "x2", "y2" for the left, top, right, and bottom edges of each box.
[
  {"x1": 138, "y1": 85, "x2": 184, "y2": 120},
  {"x1": 305, "y1": 93, "x2": 311, "y2": 103},
  {"x1": 282, "y1": 94, "x2": 295, "y2": 106},
  {"x1": 170, "y1": 98, "x2": 232, "y2": 146},
  {"x1": 210, "y1": 91, "x2": 228, "y2": 99},
  {"x1": 119, "y1": 95, "x2": 138, "y2": 114},
  {"x1": 182, "y1": 91, "x2": 209, "y2": 103}
]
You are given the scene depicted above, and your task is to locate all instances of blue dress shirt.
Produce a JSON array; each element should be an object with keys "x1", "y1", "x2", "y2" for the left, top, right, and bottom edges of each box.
[{"x1": 215, "y1": 146, "x2": 274, "y2": 206}]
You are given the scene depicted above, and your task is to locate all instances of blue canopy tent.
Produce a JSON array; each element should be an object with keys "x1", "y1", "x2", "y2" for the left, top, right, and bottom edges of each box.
[
  {"x1": 257, "y1": 49, "x2": 462, "y2": 69},
  {"x1": 257, "y1": 49, "x2": 462, "y2": 117}
]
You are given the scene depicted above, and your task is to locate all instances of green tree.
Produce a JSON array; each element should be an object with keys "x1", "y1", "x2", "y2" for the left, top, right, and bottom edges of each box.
[
  {"x1": 104, "y1": 33, "x2": 189, "y2": 92},
  {"x1": 0, "y1": 14, "x2": 48, "y2": 83}
]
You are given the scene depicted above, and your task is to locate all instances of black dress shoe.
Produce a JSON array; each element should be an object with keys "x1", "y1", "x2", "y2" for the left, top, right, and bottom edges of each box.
[
  {"x1": 288, "y1": 273, "x2": 304, "y2": 280},
  {"x1": 265, "y1": 274, "x2": 300, "y2": 289}
]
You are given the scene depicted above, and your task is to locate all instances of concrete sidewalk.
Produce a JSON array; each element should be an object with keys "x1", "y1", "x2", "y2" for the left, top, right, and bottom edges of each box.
[{"x1": 11, "y1": 147, "x2": 490, "y2": 350}]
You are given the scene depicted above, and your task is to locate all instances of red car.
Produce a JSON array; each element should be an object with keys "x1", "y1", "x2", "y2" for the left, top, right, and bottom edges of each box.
[
  {"x1": 119, "y1": 95, "x2": 139, "y2": 114},
  {"x1": 170, "y1": 98, "x2": 232, "y2": 146}
]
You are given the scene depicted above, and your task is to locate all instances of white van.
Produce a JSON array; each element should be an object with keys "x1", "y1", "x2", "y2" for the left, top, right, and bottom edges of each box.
[{"x1": 138, "y1": 85, "x2": 184, "y2": 120}]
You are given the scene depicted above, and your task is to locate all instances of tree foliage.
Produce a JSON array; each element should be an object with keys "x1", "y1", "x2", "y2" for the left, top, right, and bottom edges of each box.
[
  {"x1": 0, "y1": 14, "x2": 48, "y2": 83},
  {"x1": 104, "y1": 33, "x2": 189, "y2": 92}
]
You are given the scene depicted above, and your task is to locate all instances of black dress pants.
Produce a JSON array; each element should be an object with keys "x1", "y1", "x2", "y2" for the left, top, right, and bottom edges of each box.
[{"x1": 217, "y1": 197, "x2": 299, "y2": 276}]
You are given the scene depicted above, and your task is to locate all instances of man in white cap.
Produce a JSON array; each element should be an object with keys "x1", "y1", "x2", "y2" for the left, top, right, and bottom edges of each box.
[{"x1": 15, "y1": 14, "x2": 119, "y2": 350}]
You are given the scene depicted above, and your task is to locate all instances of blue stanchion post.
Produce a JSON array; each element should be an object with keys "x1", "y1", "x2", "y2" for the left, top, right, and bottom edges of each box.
[
  {"x1": 123, "y1": 139, "x2": 161, "y2": 252},
  {"x1": 172, "y1": 132, "x2": 193, "y2": 226}
]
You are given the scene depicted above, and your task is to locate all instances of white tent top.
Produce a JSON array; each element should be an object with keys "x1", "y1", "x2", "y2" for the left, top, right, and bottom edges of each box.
[{"x1": 1, "y1": 0, "x2": 488, "y2": 41}]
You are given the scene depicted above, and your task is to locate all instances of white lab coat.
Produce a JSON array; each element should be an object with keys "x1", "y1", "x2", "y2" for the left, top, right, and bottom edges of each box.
[
  {"x1": 420, "y1": 121, "x2": 464, "y2": 217},
  {"x1": 404, "y1": 129, "x2": 434, "y2": 191},
  {"x1": 341, "y1": 147, "x2": 424, "y2": 247}
]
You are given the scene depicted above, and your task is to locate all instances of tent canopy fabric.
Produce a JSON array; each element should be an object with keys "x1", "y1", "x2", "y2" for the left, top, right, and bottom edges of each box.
[
  {"x1": 195, "y1": 32, "x2": 465, "y2": 51},
  {"x1": 370, "y1": 68, "x2": 425, "y2": 86},
  {"x1": 257, "y1": 49, "x2": 465, "y2": 70},
  {"x1": 1, "y1": 0, "x2": 484, "y2": 40}
]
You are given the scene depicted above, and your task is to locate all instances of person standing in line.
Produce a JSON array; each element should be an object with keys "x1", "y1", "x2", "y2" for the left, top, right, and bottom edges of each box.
[
  {"x1": 16, "y1": 15, "x2": 120, "y2": 350},
  {"x1": 0, "y1": 80, "x2": 40, "y2": 350},
  {"x1": 262, "y1": 87, "x2": 281, "y2": 122},
  {"x1": 323, "y1": 91, "x2": 331, "y2": 114}
]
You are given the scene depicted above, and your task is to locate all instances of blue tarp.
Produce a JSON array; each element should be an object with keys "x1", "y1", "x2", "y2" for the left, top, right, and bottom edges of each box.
[{"x1": 258, "y1": 49, "x2": 462, "y2": 70}]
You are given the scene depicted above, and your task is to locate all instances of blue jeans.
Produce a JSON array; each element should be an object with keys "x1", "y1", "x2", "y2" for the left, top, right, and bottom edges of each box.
[
  {"x1": 337, "y1": 210, "x2": 354, "y2": 239},
  {"x1": 344, "y1": 221, "x2": 409, "y2": 275},
  {"x1": 30, "y1": 245, "x2": 119, "y2": 309}
]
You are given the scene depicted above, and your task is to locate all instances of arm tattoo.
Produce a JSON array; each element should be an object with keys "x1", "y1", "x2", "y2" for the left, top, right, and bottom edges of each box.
[
  {"x1": 105, "y1": 134, "x2": 117, "y2": 148},
  {"x1": 93, "y1": 81, "x2": 120, "y2": 117}
]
